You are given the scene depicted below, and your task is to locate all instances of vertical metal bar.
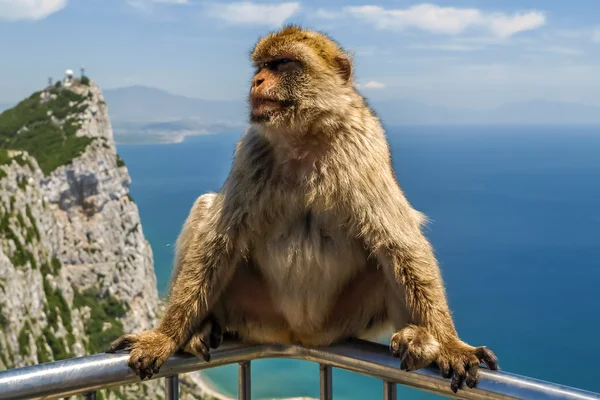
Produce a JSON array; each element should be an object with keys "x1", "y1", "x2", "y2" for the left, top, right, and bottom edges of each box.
[
  {"x1": 238, "y1": 361, "x2": 251, "y2": 400},
  {"x1": 83, "y1": 392, "x2": 96, "y2": 400},
  {"x1": 165, "y1": 375, "x2": 179, "y2": 400},
  {"x1": 320, "y1": 364, "x2": 332, "y2": 400},
  {"x1": 383, "y1": 380, "x2": 396, "y2": 400}
]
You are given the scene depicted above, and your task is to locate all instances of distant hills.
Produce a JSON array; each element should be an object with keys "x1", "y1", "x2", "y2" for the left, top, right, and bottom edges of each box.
[
  {"x1": 4, "y1": 85, "x2": 599, "y2": 144},
  {"x1": 103, "y1": 85, "x2": 247, "y2": 124},
  {"x1": 370, "y1": 98, "x2": 600, "y2": 126}
]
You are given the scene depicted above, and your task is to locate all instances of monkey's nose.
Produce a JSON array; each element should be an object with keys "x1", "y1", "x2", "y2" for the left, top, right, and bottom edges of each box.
[{"x1": 252, "y1": 78, "x2": 265, "y2": 88}]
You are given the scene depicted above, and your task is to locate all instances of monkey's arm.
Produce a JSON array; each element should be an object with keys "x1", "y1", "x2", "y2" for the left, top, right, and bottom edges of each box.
[
  {"x1": 344, "y1": 150, "x2": 498, "y2": 392},
  {"x1": 107, "y1": 193, "x2": 243, "y2": 380}
]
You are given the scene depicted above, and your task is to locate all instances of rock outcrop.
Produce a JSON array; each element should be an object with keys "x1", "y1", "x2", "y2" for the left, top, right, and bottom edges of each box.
[{"x1": 0, "y1": 78, "x2": 216, "y2": 399}]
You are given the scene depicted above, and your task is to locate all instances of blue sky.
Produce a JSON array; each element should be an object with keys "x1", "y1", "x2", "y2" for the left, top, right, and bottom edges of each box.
[{"x1": 1, "y1": 0, "x2": 599, "y2": 108}]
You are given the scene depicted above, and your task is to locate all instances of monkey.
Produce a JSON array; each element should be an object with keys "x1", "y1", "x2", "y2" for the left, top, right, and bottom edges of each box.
[{"x1": 107, "y1": 25, "x2": 498, "y2": 394}]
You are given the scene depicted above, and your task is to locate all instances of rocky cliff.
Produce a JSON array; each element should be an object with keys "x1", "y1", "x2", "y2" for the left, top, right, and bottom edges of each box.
[{"x1": 0, "y1": 78, "x2": 217, "y2": 400}]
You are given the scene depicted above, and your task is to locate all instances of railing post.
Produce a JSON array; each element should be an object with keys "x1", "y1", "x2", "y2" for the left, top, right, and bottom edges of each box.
[
  {"x1": 165, "y1": 375, "x2": 179, "y2": 400},
  {"x1": 238, "y1": 361, "x2": 251, "y2": 400},
  {"x1": 320, "y1": 364, "x2": 332, "y2": 400},
  {"x1": 383, "y1": 380, "x2": 396, "y2": 400},
  {"x1": 83, "y1": 392, "x2": 96, "y2": 400}
]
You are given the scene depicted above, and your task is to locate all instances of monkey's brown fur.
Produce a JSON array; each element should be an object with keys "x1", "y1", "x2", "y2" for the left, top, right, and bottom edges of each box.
[{"x1": 107, "y1": 25, "x2": 498, "y2": 393}]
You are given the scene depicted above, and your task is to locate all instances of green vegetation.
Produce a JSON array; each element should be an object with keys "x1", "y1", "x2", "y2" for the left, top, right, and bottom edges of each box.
[
  {"x1": 18, "y1": 320, "x2": 32, "y2": 356},
  {"x1": 115, "y1": 154, "x2": 125, "y2": 168},
  {"x1": 80, "y1": 76, "x2": 90, "y2": 86},
  {"x1": 0, "y1": 149, "x2": 11, "y2": 166},
  {"x1": 43, "y1": 276, "x2": 73, "y2": 334},
  {"x1": 73, "y1": 289, "x2": 129, "y2": 354},
  {"x1": 35, "y1": 335, "x2": 52, "y2": 363},
  {"x1": 0, "y1": 149, "x2": 34, "y2": 179},
  {"x1": 51, "y1": 257, "x2": 62, "y2": 273},
  {"x1": 25, "y1": 205, "x2": 41, "y2": 242},
  {"x1": 42, "y1": 326, "x2": 71, "y2": 360},
  {"x1": 0, "y1": 87, "x2": 93, "y2": 174},
  {"x1": 3, "y1": 225, "x2": 36, "y2": 269},
  {"x1": 0, "y1": 304, "x2": 7, "y2": 326}
]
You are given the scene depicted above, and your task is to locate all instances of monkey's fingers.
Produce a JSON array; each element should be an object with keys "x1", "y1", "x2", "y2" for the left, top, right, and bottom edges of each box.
[
  {"x1": 106, "y1": 334, "x2": 138, "y2": 353},
  {"x1": 475, "y1": 346, "x2": 499, "y2": 371},
  {"x1": 450, "y1": 363, "x2": 467, "y2": 393},
  {"x1": 128, "y1": 352, "x2": 160, "y2": 380},
  {"x1": 465, "y1": 359, "x2": 480, "y2": 389}
]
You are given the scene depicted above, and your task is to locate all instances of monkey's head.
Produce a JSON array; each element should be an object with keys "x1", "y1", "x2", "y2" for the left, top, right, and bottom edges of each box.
[{"x1": 248, "y1": 25, "x2": 355, "y2": 131}]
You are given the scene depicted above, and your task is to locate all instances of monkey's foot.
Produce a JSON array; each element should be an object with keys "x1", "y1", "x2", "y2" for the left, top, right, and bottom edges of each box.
[
  {"x1": 183, "y1": 315, "x2": 223, "y2": 362},
  {"x1": 436, "y1": 341, "x2": 499, "y2": 393},
  {"x1": 106, "y1": 330, "x2": 177, "y2": 381},
  {"x1": 390, "y1": 325, "x2": 440, "y2": 372}
]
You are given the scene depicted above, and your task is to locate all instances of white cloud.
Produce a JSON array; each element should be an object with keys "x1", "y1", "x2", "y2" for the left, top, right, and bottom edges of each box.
[
  {"x1": 407, "y1": 43, "x2": 484, "y2": 52},
  {"x1": 488, "y1": 11, "x2": 546, "y2": 38},
  {"x1": 127, "y1": 0, "x2": 189, "y2": 10},
  {"x1": 205, "y1": 2, "x2": 300, "y2": 27},
  {"x1": 318, "y1": 4, "x2": 546, "y2": 38},
  {"x1": 357, "y1": 80, "x2": 385, "y2": 89},
  {"x1": 0, "y1": 0, "x2": 67, "y2": 21}
]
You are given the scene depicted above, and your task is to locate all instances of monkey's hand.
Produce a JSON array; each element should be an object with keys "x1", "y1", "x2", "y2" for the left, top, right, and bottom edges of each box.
[
  {"x1": 106, "y1": 330, "x2": 178, "y2": 380},
  {"x1": 435, "y1": 339, "x2": 498, "y2": 393},
  {"x1": 182, "y1": 315, "x2": 223, "y2": 362},
  {"x1": 390, "y1": 325, "x2": 440, "y2": 372}
]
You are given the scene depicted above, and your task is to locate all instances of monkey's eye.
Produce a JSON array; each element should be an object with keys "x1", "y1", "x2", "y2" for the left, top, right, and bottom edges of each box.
[{"x1": 261, "y1": 58, "x2": 296, "y2": 71}]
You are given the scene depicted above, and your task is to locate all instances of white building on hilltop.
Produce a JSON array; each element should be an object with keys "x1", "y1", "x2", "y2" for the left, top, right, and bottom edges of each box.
[{"x1": 64, "y1": 69, "x2": 74, "y2": 88}]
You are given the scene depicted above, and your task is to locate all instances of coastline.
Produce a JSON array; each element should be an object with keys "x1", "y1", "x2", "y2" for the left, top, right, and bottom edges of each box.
[
  {"x1": 183, "y1": 371, "x2": 235, "y2": 400},
  {"x1": 187, "y1": 371, "x2": 317, "y2": 400}
]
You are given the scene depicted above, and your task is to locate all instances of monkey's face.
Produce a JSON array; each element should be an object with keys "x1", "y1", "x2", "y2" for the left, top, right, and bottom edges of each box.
[
  {"x1": 249, "y1": 26, "x2": 355, "y2": 131},
  {"x1": 249, "y1": 56, "x2": 305, "y2": 125}
]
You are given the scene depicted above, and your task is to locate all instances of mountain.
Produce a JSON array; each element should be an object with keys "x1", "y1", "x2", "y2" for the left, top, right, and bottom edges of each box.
[
  {"x1": 104, "y1": 85, "x2": 247, "y2": 124},
  {"x1": 370, "y1": 98, "x2": 600, "y2": 125},
  {"x1": 102, "y1": 86, "x2": 600, "y2": 143},
  {"x1": 0, "y1": 78, "x2": 220, "y2": 399}
]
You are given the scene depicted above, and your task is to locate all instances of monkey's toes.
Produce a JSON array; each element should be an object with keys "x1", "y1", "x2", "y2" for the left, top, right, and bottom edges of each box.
[
  {"x1": 438, "y1": 343, "x2": 499, "y2": 393},
  {"x1": 475, "y1": 346, "x2": 499, "y2": 371},
  {"x1": 390, "y1": 326, "x2": 440, "y2": 372},
  {"x1": 184, "y1": 334, "x2": 212, "y2": 362},
  {"x1": 128, "y1": 351, "x2": 162, "y2": 381},
  {"x1": 106, "y1": 334, "x2": 138, "y2": 353}
]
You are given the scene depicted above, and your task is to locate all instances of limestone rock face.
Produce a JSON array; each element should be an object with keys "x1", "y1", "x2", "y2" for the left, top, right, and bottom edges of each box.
[{"x1": 0, "y1": 80, "x2": 189, "y2": 399}]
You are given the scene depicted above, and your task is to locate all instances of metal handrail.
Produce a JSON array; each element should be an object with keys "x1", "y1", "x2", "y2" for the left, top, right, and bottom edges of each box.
[{"x1": 0, "y1": 338, "x2": 599, "y2": 400}]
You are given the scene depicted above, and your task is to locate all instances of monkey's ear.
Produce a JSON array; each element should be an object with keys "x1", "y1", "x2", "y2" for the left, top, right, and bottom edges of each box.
[{"x1": 334, "y1": 54, "x2": 353, "y2": 83}]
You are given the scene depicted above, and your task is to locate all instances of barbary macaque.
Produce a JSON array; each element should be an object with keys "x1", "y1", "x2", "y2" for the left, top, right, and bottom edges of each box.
[{"x1": 107, "y1": 25, "x2": 498, "y2": 393}]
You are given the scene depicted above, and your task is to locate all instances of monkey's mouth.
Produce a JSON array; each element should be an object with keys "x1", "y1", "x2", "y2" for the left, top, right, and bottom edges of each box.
[{"x1": 250, "y1": 97, "x2": 293, "y2": 117}]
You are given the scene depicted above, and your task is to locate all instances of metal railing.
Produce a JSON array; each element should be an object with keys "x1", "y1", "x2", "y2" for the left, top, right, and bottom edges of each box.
[{"x1": 1, "y1": 338, "x2": 599, "y2": 400}]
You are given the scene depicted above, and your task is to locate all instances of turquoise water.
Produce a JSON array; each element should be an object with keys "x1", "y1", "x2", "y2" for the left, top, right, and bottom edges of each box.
[{"x1": 117, "y1": 126, "x2": 600, "y2": 399}]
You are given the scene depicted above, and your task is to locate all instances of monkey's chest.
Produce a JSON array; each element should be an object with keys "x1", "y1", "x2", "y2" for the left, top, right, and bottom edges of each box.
[{"x1": 252, "y1": 211, "x2": 368, "y2": 332}]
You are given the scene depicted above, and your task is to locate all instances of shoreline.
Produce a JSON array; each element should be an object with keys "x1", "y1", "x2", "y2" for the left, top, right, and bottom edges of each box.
[
  {"x1": 188, "y1": 371, "x2": 318, "y2": 400},
  {"x1": 187, "y1": 371, "x2": 235, "y2": 400}
]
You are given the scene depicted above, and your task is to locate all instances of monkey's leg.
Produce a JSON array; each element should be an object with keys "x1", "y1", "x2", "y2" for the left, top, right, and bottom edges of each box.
[
  {"x1": 379, "y1": 237, "x2": 498, "y2": 392},
  {"x1": 315, "y1": 266, "x2": 390, "y2": 345},
  {"x1": 182, "y1": 314, "x2": 223, "y2": 362},
  {"x1": 215, "y1": 263, "x2": 294, "y2": 344},
  {"x1": 107, "y1": 193, "x2": 242, "y2": 380},
  {"x1": 348, "y1": 184, "x2": 498, "y2": 393}
]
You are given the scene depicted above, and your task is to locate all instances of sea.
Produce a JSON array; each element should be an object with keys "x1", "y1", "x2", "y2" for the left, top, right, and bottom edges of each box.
[{"x1": 117, "y1": 125, "x2": 600, "y2": 399}]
